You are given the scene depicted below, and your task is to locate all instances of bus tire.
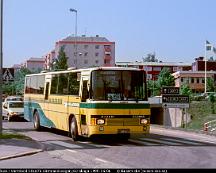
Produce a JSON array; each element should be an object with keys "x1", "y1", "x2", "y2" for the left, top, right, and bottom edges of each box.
[
  {"x1": 33, "y1": 111, "x2": 41, "y2": 131},
  {"x1": 70, "y1": 117, "x2": 79, "y2": 141}
]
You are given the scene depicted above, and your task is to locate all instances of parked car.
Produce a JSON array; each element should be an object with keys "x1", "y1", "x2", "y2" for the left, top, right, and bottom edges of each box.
[
  {"x1": 3, "y1": 96, "x2": 23, "y2": 103},
  {"x1": 2, "y1": 101, "x2": 24, "y2": 121}
]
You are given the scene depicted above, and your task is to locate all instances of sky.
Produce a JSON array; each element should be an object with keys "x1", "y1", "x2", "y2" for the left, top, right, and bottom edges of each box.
[{"x1": 3, "y1": 0, "x2": 216, "y2": 67}]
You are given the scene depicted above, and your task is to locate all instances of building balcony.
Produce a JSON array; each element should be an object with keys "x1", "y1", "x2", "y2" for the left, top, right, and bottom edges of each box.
[
  {"x1": 104, "y1": 55, "x2": 112, "y2": 61},
  {"x1": 104, "y1": 47, "x2": 111, "y2": 52}
]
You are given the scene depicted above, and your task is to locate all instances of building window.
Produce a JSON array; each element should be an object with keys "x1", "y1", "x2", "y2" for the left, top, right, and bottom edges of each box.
[
  {"x1": 84, "y1": 52, "x2": 88, "y2": 56},
  {"x1": 153, "y1": 67, "x2": 161, "y2": 71},
  {"x1": 143, "y1": 66, "x2": 152, "y2": 71},
  {"x1": 191, "y1": 78, "x2": 194, "y2": 83},
  {"x1": 74, "y1": 52, "x2": 77, "y2": 56},
  {"x1": 197, "y1": 78, "x2": 199, "y2": 83},
  {"x1": 95, "y1": 52, "x2": 99, "y2": 57},
  {"x1": 202, "y1": 78, "x2": 205, "y2": 83},
  {"x1": 95, "y1": 60, "x2": 99, "y2": 64},
  {"x1": 95, "y1": 45, "x2": 100, "y2": 49},
  {"x1": 181, "y1": 78, "x2": 184, "y2": 83},
  {"x1": 84, "y1": 45, "x2": 88, "y2": 49},
  {"x1": 173, "y1": 67, "x2": 178, "y2": 71},
  {"x1": 84, "y1": 60, "x2": 88, "y2": 64},
  {"x1": 105, "y1": 45, "x2": 110, "y2": 48},
  {"x1": 147, "y1": 74, "x2": 152, "y2": 80}
]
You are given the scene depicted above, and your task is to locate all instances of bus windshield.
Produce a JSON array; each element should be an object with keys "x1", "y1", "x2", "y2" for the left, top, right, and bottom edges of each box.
[{"x1": 91, "y1": 70, "x2": 147, "y2": 101}]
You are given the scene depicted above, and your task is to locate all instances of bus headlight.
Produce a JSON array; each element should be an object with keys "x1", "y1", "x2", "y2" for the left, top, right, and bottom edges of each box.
[
  {"x1": 96, "y1": 119, "x2": 105, "y2": 125},
  {"x1": 10, "y1": 112, "x2": 17, "y2": 116},
  {"x1": 140, "y1": 118, "x2": 148, "y2": 125}
]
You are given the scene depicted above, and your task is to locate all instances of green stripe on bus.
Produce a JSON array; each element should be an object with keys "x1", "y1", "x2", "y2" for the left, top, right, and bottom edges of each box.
[{"x1": 79, "y1": 103, "x2": 150, "y2": 109}]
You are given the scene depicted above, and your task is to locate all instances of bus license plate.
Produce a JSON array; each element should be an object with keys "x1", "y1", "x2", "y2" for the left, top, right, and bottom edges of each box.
[{"x1": 118, "y1": 129, "x2": 130, "y2": 134}]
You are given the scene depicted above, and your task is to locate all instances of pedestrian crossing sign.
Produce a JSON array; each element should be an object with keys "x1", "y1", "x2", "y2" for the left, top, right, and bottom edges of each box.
[{"x1": 2, "y1": 68, "x2": 14, "y2": 81}]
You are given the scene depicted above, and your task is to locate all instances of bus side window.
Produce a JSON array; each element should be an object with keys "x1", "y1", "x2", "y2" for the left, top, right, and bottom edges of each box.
[
  {"x1": 45, "y1": 82, "x2": 50, "y2": 100},
  {"x1": 82, "y1": 80, "x2": 89, "y2": 102}
]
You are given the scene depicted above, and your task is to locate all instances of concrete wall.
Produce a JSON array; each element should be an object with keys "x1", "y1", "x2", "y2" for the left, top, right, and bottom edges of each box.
[{"x1": 163, "y1": 108, "x2": 191, "y2": 127}]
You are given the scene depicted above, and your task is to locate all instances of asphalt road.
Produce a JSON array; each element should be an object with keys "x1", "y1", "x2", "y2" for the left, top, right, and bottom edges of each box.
[{"x1": 1, "y1": 121, "x2": 216, "y2": 168}]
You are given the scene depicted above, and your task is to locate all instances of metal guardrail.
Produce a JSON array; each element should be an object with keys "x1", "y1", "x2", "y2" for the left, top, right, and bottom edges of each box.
[{"x1": 204, "y1": 119, "x2": 216, "y2": 133}]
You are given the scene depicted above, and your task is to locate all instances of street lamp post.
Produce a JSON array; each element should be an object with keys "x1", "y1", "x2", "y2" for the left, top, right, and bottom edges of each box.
[
  {"x1": 69, "y1": 8, "x2": 77, "y2": 67},
  {"x1": 0, "y1": 0, "x2": 3, "y2": 135}
]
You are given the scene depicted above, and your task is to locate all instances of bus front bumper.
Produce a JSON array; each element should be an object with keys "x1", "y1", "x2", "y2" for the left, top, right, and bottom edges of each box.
[{"x1": 87, "y1": 125, "x2": 150, "y2": 137}]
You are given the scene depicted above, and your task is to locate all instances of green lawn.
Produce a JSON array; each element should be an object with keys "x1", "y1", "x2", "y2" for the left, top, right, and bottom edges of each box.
[
  {"x1": 187, "y1": 101, "x2": 216, "y2": 130},
  {"x1": 0, "y1": 133, "x2": 31, "y2": 139}
]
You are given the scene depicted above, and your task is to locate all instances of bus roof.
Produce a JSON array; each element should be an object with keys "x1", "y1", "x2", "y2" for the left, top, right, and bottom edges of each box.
[{"x1": 25, "y1": 66, "x2": 144, "y2": 77}]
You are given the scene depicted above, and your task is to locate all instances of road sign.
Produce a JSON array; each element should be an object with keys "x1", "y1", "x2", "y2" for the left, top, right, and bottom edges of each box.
[
  {"x1": 162, "y1": 87, "x2": 179, "y2": 95},
  {"x1": 162, "y1": 94, "x2": 189, "y2": 108},
  {"x1": 162, "y1": 95, "x2": 189, "y2": 104},
  {"x1": 2, "y1": 68, "x2": 14, "y2": 81},
  {"x1": 162, "y1": 103, "x2": 189, "y2": 108}
]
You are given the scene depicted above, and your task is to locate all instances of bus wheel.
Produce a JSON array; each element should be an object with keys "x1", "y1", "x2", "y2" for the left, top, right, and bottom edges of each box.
[
  {"x1": 33, "y1": 111, "x2": 40, "y2": 131},
  {"x1": 70, "y1": 117, "x2": 79, "y2": 141}
]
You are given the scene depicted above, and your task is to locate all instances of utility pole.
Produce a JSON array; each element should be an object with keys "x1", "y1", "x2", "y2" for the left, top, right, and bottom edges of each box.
[{"x1": 0, "y1": 0, "x2": 3, "y2": 135}]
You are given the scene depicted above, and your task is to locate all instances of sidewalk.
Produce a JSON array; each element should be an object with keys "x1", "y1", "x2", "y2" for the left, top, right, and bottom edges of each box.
[{"x1": 0, "y1": 131, "x2": 44, "y2": 161}]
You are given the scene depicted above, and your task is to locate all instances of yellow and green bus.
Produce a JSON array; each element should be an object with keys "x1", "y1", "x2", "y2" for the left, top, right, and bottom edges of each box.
[{"x1": 24, "y1": 67, "x2": 150, "y2": 140}]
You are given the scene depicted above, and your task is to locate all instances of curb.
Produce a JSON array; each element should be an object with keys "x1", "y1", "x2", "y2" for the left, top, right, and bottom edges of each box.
[{"x1": 0, "y1": 149, "x2": 43, "y2": 161}]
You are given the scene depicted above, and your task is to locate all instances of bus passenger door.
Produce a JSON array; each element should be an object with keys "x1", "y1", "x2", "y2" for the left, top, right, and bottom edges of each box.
[
  {"x1": 44, "y1": 77, "x2": 51, "y2": 122},
  {"x1": 80, "y1": 77, "x2": 89, "y2": 135}
]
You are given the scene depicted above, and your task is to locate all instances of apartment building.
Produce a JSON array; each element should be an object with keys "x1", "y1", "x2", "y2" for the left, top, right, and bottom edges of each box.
[
  {"x1": 116, "y1": 61, "x2": 191, "y2": 80},
  {"x1": 192, "y1": 56, "x2": 216, "y2": 71},
  {"x1": 172, "y1": 71, "x2": 216, "y2": 93},
  {"x1": 44, "y1": 35, "x2": 115, "y2": 69},
  {"x1": 22, "y1": 57, "x2": 45, "y2": 72},
  {"x1": 43, "y1": 50, "x2": 55, "y2": 70}
]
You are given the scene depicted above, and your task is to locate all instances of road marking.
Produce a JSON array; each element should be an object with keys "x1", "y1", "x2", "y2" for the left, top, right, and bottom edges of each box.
[
  {"x1": 129, "y1": 139, "x2": 159, "y2": 146},
  {"x1": 66, "y1": 149, "x2": 77, "y2": 153},
  {"x1": 45, "y1": 141, "x2": 83, "y2": 149},
  {"x1": 160, "y1": 137, "x2": 203, "y2": 145},
  {"x1": 78, "y1": 141, "x2": 111, "y2": 148},
  {"x1": 95, "y1": 158, "x2": 108, "y2": 163},
  {"x1": 140, "y1": 138, "x2": 182, "y2": 145}
]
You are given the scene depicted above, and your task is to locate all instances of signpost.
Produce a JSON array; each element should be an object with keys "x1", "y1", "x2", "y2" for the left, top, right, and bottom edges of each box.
[
  {"x1": 161, "y1": 86, "x2": 179, "y2": 95},
  {"x1": 2, "y1": 68, "x2": 14, "y2": 82},
  {"x1": 162, "y1": 94, "x2": 189, "y2": 108},
  {"x1": 162, "y1": 87, "x2": 190, "y2": 128}
]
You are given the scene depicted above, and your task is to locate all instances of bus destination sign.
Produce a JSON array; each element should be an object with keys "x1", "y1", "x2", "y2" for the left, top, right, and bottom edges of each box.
[{"x1": 162, "y1": 87, "x2": 179, "y2": 95}]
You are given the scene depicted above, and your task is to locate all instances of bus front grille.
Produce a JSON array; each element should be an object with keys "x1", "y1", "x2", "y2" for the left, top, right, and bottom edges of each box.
[{"x1": 106, "y1": 118, "x2": 140, "y2": 126}]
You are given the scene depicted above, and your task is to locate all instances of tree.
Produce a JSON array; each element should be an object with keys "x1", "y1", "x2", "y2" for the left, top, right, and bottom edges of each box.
[
  {"x1": 157, "y1": 67, "x2": 175, "y2": 91},
  {"x1": 54, "y1": 47, "x2": 68, "y2": 70},
  {"x1": 180, "y1": 84, "x2": 192, "y2": 96},
  {"x1": 207, "y1": 78, "x2": 215, "y2": 92},
  {"x1": 142, "y1": 53, "x2": 158, "y2": 62},
  {"x1": 147, "y1": 80, "x2": 160, "y2": 97},
  {"x1": 146, "y1": 67, "x2": 175, "y2": 96},
  {"x1": 209, "y1": 94, "x2": 215, "y2": 114}
]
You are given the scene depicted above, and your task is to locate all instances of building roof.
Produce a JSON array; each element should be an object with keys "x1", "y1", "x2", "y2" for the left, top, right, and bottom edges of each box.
[
  {"x1": 27, "y1": 57, "x2": 45, "y2": 62},
  {"x1": 173, "y1": 70, "x2": 216, "y2": 75},
  {"x1": 62, "y1": 35, "x2": 110, "y2": 42},
  {"x1": 116, "y1": 61, "x2": 191, "y2": 66}
]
